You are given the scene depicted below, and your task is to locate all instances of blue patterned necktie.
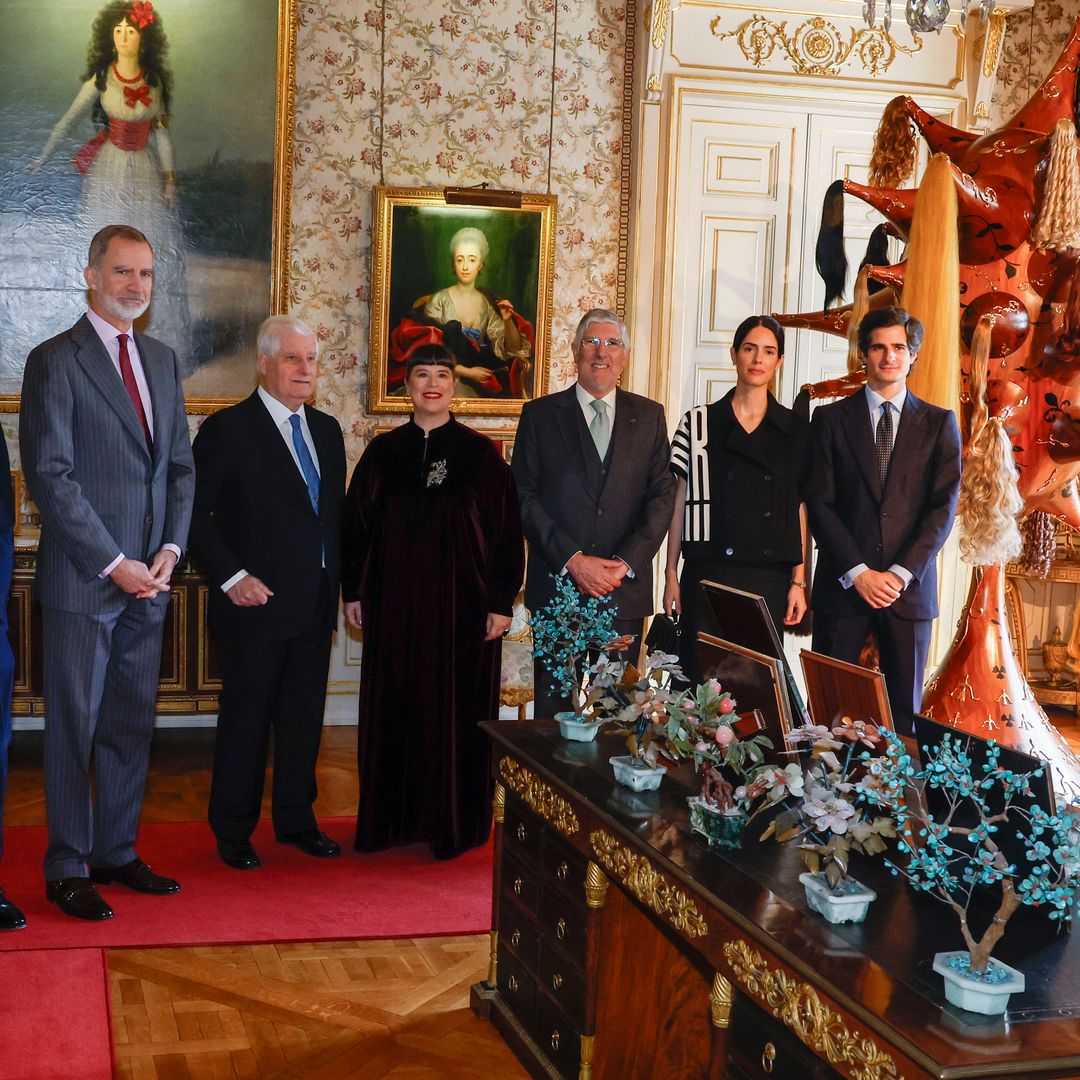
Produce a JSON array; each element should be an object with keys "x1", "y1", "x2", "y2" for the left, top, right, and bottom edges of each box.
[{"x1": 289, "y1": 413, "x2": 320, "y2": 513}]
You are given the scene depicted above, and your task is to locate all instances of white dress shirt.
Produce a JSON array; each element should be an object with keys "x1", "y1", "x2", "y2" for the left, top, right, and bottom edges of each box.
[
  {"x1": 840, "y1": 385, "x2": 913, "y2": 592},
  {"x1": 220, "y1": 386, "x2": 322, "y2": 592},
  {"x1": 85, "y1": 308, "x2": 182, "y2": 578}
]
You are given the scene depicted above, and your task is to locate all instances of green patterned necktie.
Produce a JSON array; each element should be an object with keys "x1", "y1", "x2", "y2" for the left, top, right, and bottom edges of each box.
[{"x1": 589, "y1": 398, "x2": 610, "y2": 459}]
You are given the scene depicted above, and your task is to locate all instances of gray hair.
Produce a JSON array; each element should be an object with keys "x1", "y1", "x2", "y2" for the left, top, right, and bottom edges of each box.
[
  {"x1": 87, "y1": 224, "x2": 152, "y2": 269},
  {"x1": 572, "y1": 308, "x2": 630, "y2": 352},
  {"x1": 257, "y1": 315, "x2": 319, "y2": 361},
  {"x1": 449, "y1": 227, "x2": 489, "y2": 263}
]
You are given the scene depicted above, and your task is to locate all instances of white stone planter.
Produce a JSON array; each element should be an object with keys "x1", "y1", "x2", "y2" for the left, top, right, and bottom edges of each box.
[
  {"x1": 933, "y1": 951, "x2": 1025, "y2": 1015},
  {"x1": 799, "y1": 872, "x2": 876, "y2": 924},
  {"x1": 555, "y1": 712, "x2": 604, "y2": 742},
  {"x1": 609, "y1": 755, "x2": 666, "y2": 791}
]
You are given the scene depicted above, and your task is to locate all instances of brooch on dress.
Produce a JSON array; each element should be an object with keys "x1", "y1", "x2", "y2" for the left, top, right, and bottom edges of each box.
[{"x1": 426, "y1": 459, "x2": 448, "y2": 487}]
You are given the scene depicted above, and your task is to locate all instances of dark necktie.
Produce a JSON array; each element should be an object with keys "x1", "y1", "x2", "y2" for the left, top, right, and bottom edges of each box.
[
  {"x1": 117, "y1": 333, "x2": 152, "y2": 449},
  {"x1": 876, "y1": 401, "x2": 893, "y2": 489},
  {"x1": 289, "y1": 413, "x2": 321, "y2": 514}
]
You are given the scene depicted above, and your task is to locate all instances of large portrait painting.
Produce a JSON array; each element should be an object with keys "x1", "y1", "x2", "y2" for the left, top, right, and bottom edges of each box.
[
  {"x1": 0, "y1": 0, "x2": 295, "y2": 411},
  {"x1": 368, "y1": 187, "x2": 556, "y2": 417}
]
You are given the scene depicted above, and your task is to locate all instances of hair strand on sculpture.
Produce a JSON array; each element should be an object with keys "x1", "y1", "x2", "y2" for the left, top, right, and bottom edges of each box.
[{"x1": 1032, "y1": 118, "x2": 1080, "y2": 253}]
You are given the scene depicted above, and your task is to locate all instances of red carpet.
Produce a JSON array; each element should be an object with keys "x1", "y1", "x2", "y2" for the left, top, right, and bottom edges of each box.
[
  {"x1": 0, "y1": 949, "x2": 113, "y2": 1078},
  {"x1": 0, "y1": 817, "x2": 493, "y2": 951}
]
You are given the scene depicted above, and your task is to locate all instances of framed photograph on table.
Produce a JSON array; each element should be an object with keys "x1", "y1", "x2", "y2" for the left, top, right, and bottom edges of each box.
[
  {"x1": 799, "y1": 649, "x2": 896, "y2": 737},
  {"x1": 367, "y1": 186, "x2": 556, "y2": 418},
  {"x1": 0, "y1": 0, "x2": 296, "y2": 412}
]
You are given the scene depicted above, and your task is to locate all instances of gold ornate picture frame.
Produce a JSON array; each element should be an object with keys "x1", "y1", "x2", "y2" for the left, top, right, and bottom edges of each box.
[
  {"x1": 367, "y1": 187, "x2": 556, "y2": 418},
  {"x1": 0, "y1": 0, "x2": 297, "y2": 413}
]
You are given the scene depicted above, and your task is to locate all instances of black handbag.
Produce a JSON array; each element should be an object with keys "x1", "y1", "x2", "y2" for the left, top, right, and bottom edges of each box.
[{"x1": 644, "y1": 611, "x2": 681, "y2": 658}]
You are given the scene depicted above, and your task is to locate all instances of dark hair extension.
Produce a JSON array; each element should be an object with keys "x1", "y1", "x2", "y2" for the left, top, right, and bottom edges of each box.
[
  {"x1": 816, "y1": 179, "x2": 847, "y2": 312},
  {"x1": 859, "y1": 224, "x2": 892, "y2": 296}
]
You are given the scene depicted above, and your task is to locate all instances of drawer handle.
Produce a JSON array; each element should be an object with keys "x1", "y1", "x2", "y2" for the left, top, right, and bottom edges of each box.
[
  {"x1": 556, "y1": 917, "x2": 567, "y2": 940},
  {"x1": 516, "y1": 823, "x2": 527, "y2": 842},
  {"x1": 511, "y1": 929, "x2": 521, "y2": 947},
  {"x1": 513, "y1": 877, "x2": 523, "y2": 896},
  {"x1": 551, "y1": 972, "x2": 563, "y2": 991},
  {"x1": 508, "y1": 974, "x2": 519, "y2": 993},
  {"x1": 551, "y1": 1030, "x2": 561, "y2": 1053},
  {"x1": 762, "y1": 1041, "x2": 776, "y2": 1074},
  {"x1": 557, "y1": 860, "x2": 568, "y2": 881}
]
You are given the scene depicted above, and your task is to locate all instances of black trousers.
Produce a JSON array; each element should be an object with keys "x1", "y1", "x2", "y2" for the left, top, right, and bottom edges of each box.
[
  {"x1": 209, "y1": 575, "x2": 333, "y2": 843},
  {"x1": 532, "y1": 616, "x2": 644, "y2": 721},
  {"x1": 812, "y1": 609, "x2": 931, "y2": 736}
]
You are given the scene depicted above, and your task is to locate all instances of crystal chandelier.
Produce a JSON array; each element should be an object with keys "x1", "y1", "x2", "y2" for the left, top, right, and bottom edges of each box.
[{"x1": 862, "y1": 0, "x2": 995, "y2": 34}]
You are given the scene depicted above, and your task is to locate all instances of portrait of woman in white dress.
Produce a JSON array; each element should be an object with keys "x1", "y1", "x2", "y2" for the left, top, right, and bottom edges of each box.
[{"x1": 27, "y1": 0, "x2": 190, "y2": 366}]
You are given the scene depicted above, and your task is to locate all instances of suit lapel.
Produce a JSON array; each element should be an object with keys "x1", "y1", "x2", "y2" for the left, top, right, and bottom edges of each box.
[
  {"x1": 133, "y1": 330, "x2": 167, "y2": 464},
  {"x1": 839, "y1": 390, "x2": 882, "y2": 501},
  {"x1": 886, "y1": 391, "x2": 928, "y2": 496},
  {"x1": 553, "y1": 388, "x2": 600, "y2": 500},
  {"x1": 250, "y1": 393, "x2": 317, "y2": 518},
  {"x1": 71, "y1": 317, "x2": 151, "y2": 459},
  {"x1": 601, "y1": 389, "x2": 638, "y2": 498}
]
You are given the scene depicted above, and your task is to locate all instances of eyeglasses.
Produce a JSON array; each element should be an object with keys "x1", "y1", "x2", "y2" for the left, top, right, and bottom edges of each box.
[{"x1": 581, "y1": 336, "x2": 624, "y2": 348}]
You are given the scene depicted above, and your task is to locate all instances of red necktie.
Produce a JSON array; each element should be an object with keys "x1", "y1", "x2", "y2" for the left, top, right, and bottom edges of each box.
[{"x1": 117, "y1": 333, "x2": 152, "y2": 449}]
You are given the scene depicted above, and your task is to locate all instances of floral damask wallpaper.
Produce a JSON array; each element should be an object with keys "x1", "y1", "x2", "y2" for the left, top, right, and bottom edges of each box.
[
  {"x1": 992, "y1": 1, "x2": 1080, "y2": 127},
  {"x1": 288, "y1": 0, "x2": 634, "y2": 465}
]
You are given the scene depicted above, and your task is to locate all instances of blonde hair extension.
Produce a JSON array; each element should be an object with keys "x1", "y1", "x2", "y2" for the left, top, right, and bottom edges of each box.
[
  {"x1": 965, "y1": 316, "x2": 991, "y2": 445},
  {"x1": 957, "y1": 417, "x2": 1024, "y2": 566},
  {"x1": 848, "y1": 267, "x2": 871, "y2": 372},
  {"x1": 1032, "y1": 118, "x2": 1080, "y2": 253},
  {"x1": 869, "y1": 97, "x2": 918, "y2": 189},
  {"x1": 902, "y1": 153, "x2": 961, "y2": 415}
]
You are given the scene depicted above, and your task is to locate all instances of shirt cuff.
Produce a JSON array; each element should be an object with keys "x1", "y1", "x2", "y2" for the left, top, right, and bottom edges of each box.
[
  {"x1": 162, "y1": 543, "x2": 182, "y2": 562},
  {"x1": 560, "y1": 551, "x2": 583, "y2": 575},
  {"x1": 615, "y1": 556, "x2": 635, "y2": 579},
  {"x1": 220, "y1": 570, "x2": 249, "y2": 593},
  {"x1": 888, "y1": 564, "x2": 913, "y2": 589},
  {"x1": 840, "y1": 563, "x2": 869, "y2": 590},
  {"x1": 100, "y1": 552, "x2": 124, "y2": 579}
]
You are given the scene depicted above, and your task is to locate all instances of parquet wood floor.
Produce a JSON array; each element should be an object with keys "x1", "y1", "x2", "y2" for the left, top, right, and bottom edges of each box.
[
  {"x1": 109, "y1": 935, "x2": 527, "y2": 1079},
  {"x1": 5, "y1": 726, "x2": 521, "y2": 1077}
]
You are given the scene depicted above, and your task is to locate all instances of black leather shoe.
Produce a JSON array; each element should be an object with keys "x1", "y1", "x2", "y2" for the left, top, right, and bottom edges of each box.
[
  {"x1": 46, "y1": 877, "x2": 114, "y2": 921},
  {"x1": 277, "y1": 828, "x2": 341, "y2": 858},
  {"x1": 90, "y1": 857, "x2": 180, "y2": 895},
  {"x1": 0, "y1": 888, "x2": 26, "y2": 931},
  {"x1": 217, "y1": 839, "x2": 261, "y2": 870}
]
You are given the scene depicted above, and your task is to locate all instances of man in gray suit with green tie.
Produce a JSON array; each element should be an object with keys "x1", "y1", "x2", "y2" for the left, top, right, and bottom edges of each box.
[{"x1": 20, "y1": 224, "x2": 195, "y2": 921}]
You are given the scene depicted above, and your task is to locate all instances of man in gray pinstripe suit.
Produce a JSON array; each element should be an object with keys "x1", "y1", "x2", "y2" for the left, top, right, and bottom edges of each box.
[{"x1": 20, "y1": 225, "x2": 195, "y2": 921}]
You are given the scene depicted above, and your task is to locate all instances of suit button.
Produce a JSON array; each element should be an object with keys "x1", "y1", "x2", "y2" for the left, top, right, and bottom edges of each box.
[
  {"x1": 763, "y1": 548, "x2": 773, "y2": 557},
  {"x1": 763, "y1": 511, "x2": 773, "y2": 519},
  {"x1": 881, "y1": 511, "x2": 889, "y2": 518},
  {"x1": 145, "y1": 515, "x2": 152, "y2": 525},
  {"x1": 763, "y1": 474, "x2": 772, "y2": 481},
  {"x1": 725, "y1": 547, "x2": 734, "y2": 556},
  {"x1": 598, "y1": 509, "x2": 603, "y2": 516}
]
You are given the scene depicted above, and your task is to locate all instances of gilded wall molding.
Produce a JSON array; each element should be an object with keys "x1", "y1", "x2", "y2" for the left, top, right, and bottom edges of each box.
[
  {"x1": 722, "y1": 940, "x2": 901, "y2": 1080},
  {"x1": 497, "y1": 756, "x2": 580, "y2": 837},
  {"x1": 711, "y1": 14, "x2": 922, "y2": 78},
  {"x1": 589, "y1": 830, "x2": 708, "y2": 939},
  {"x1": 982, "y1": 9, "x2": 1007, "y2": 78}
]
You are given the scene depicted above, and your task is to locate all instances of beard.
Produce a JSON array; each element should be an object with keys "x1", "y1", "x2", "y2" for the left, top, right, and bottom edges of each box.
[{"x1": 98, "y1": 293, "x2": 150, "y2": 323}]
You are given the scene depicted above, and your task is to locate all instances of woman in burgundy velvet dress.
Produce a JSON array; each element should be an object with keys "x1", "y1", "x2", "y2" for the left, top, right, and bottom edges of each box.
[{"x1": 342, "y1": 344, "x2": 524, "y2": 859}]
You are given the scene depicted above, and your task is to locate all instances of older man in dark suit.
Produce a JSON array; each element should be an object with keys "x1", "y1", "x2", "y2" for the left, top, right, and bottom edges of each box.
[
  {"x1": 512, "y1": 308, "x2": 675, "y2": 717},
  {"x1": 189, "y1": 315, "x2": 345, "y2": 871},
  {"x1": 20, "y1": 224, "x2": 195, "y2": 920},
  {"x1": 808, "y1": 306, "x2": 962, "y2": 735}
]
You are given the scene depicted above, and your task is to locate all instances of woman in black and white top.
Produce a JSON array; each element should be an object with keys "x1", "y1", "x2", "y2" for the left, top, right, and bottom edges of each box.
[{"x1": 663, "y1": 315, "x2": 818, "y2": 682}]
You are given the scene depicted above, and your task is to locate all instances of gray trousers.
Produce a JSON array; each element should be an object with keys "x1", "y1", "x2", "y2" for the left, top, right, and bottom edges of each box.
[{"x1": 42, "y1": 599, "x2": 167, "y2": 880}]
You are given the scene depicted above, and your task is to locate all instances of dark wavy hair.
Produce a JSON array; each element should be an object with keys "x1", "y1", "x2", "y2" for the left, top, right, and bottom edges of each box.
[
  {"x1": 856, "y1": 306, "x2": 924, "y2": 356},
  {"x1": 83, "y1": 1, "x2": 172, "y2": 128},
  {"x1": 732, "y1": 315, "x2": 785, "y2": 356}
]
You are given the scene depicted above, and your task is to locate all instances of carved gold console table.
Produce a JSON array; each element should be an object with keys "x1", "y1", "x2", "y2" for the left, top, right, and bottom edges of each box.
[{"x1": 471, "y1": 722, "x2": 1080, "y2": 1079}]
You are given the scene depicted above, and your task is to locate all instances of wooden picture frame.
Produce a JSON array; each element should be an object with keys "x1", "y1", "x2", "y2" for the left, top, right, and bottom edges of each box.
[
  {"x1": 0, "y1": 0, "x2": 296, "y2": 413},
  {"x1": 367, "y1": 187, "x2": 556, "y2": 417},
  {"x1": 799, "y1": 648, "x2": 896, "y2": 736},
  {"x1": 697, "y1": 632, "x2": 792, "y2": 763}
]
